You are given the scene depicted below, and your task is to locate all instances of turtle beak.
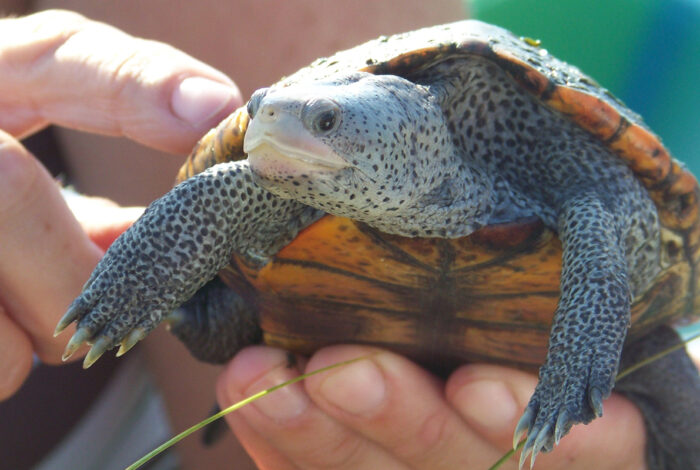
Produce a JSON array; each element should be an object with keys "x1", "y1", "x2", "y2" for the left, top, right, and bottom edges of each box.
[{"x1": 244, "y1": 101, "x2": 348, "y2": 170}]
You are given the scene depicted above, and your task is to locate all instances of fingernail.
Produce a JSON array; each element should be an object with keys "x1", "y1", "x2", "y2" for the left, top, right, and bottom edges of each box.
[
  {"x1": 455, "y1": 380, "x2": 518, "y2": 431},
  {"x1": 171, "y1": 77, "x2": 239, "y2": 127},
  {"x1": 246, "y1": 366, "x2": 310, "y2": 423},
  {"x1": 319, "y1": 359, "x2": 386, "y2": 416}
]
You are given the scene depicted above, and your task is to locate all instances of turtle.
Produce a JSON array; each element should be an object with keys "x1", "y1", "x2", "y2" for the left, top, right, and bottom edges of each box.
[{"x1": 54, "y1": 20, "x2": 700, "y2": 469}]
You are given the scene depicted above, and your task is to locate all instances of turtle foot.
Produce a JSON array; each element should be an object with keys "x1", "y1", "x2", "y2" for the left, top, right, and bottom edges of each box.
[
  {"x1": 55, "y1": 254, "x2": 173, "y2": 367},
  {"x1": 514, "y1": 360, "x2": 613, "y2": 468},
  {"x1": 54, "y1": 165, "x2": 272, "y2": 366}
]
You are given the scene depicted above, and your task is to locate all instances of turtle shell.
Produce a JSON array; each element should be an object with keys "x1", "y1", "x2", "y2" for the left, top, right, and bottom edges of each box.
[{"x1": 178, "y1": 20, "x2": 699, "y2": 372}]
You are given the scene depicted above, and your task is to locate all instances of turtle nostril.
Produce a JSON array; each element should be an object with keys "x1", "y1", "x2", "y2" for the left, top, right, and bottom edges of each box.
[{"x1": 258, "y1": 105, "x2": 279, "y2": 122}]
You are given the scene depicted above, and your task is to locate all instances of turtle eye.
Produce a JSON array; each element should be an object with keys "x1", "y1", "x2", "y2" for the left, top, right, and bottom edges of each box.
[
  {"x1": 303, "y1": 98, "x2": 341, "y2": 135},
  {"x1": 247, "y1": 88, "x2": 269, "y2": 118}
]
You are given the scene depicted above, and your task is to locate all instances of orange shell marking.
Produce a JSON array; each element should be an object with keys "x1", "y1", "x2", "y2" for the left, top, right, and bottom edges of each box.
[{"x1": 222, "y1": 216, "x2": 692, "y2": 371}]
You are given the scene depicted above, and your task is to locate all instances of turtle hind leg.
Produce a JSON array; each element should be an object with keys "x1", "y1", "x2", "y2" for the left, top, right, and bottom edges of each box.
[
  {"x1": 168, "y1": 276, "x2": 262, "y2": 364},
  {"x1": 614, "y1": 325, "x2": 700, "y2": 470}
]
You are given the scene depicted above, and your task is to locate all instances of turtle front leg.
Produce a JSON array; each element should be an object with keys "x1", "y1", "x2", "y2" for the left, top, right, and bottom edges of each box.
[
  {"x1": 515, "y1": 193, "x2": 632, "y2": 466},
  {"x1": 55, "y1": 161, "x2": 320, "y2": 367}
]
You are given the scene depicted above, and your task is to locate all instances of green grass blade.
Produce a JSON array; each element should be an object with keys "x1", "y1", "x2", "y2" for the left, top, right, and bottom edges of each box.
[
  {"x1": 617, "y1": 330, "x2": 700, "y2": 380},
  {"x1": 125, "y1": 354, "x2": 373, "y2": 470},
  {"x1": 488, "y1": 440, "x2": 524, "y2": 470}
]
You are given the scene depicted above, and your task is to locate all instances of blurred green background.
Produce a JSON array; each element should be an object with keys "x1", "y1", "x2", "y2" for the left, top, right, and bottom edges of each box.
[
  {"x1": 470, "y1": 0, "x2": 700, "y2": 172},
  {"x1": 471, "y1": 0, "x2": 700, "y2": 340}
]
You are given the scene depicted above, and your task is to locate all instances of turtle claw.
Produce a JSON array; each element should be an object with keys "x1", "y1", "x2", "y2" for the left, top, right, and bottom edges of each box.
[
  {"x1": 518, "y1": 439, "x2": 533, "y2": 470},
  {"x1": 516, "y1": 404, "x2": 576, "y2": 469},
  {"x1": 530, "y1": 423, "x2": 552, "y2": 468},
  {"x1": 62, "y1": 327, "x2": 91, "y2": 361},
  {"x1": 554, "y1": 410, "x2": 570, "y2": 445},
  {"x1": 83, "y1": 336, "x2": 111, "y2": 369},
  {"x1": 54, "y1": 298, "x2": 87, "y2": 337},
  {"x1": 517, "y1": 421, "x2": 552, "y2": 469},
  {"x1": 116, "y1": 328, "x2": 147, "y2": 357},
  {"x1": 513, "y1": 407, "x2": 534, "y2": 449},
  {"x1": 589, "y1": 386, "x2": 604, "y2": 417}
]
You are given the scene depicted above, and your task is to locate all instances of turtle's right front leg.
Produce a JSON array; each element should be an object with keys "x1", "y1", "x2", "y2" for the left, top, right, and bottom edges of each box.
[
  {"x1": 515, "y1": 192, "x2": 633, "y2": 465},
  {"x1": 55, "y1": 160, "x2": 320, "y2": 368}
]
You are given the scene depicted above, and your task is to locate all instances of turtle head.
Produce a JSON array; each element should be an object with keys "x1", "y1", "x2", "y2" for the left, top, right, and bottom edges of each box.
[{"x1": 243, "y1": 72, "x2": 493, "y2": 237}]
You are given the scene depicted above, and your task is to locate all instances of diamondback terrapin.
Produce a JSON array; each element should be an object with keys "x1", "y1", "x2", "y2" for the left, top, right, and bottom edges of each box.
[{"x1": 56, "y1": 20, "x2": 700, "y2": 468}]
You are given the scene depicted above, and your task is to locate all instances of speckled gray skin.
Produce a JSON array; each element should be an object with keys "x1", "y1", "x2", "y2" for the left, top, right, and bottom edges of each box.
[
  {"x1": 57, "y1": 163, "x2": 321, "y2": 363},
  {"x1": 244, "y1": 73, "x2": 495, "y2": 238},
  {"x1": 56, "y1": 48, "x2": 696, "y2": 469}
]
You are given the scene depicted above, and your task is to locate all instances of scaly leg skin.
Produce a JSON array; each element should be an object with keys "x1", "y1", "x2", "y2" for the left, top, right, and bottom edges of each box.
[
  {"x1": 514, "y1": 193, "x2": 632, "y2": 468},
  {"x1": 167, "y1": 276, "x2": 262, "y2": 364},
  {"x1": 615, "y1": 326, "x2": 700, "y2": 470},
  {"x1": 55, "y1": 161, "x2": 321, "y2": 368}
]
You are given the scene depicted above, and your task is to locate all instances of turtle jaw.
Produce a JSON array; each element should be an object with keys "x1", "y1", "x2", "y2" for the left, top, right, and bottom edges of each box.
[{"x1": 244, "y1": 110, "x2": 349, "y2": 178}]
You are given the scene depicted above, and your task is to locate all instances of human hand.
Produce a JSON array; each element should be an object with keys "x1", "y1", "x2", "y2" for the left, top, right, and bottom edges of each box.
[
  {"x1": 217, "y1": 345, "x2": 649, "y2": 470},
  {"x1": 0, "y1": 9, "x2": 241, "y2": 399}
]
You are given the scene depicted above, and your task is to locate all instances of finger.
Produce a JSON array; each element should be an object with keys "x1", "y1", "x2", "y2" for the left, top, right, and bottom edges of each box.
[
  {"x1": 218, "y1": 346, "x2": 406, "y2": 469},
  {"x1": 303, "y1": 345, "x2": 504, "y2": 469},
  {"x1": 0, "y1": 130, "x2": 103, "y2": 363},
  {"x1": 0, "y1": 10, "x2": 242, "y2": 153},
  {"x1": 216, "y1": 405, "x2": 299, "y2": 470},
  {"x1": 62, "y1": 189, "x2": 144, "y2": 251},
  {"x1": 446, "y1": 364, "x2": 647, "y2": 470},
  {"x1": 0, "y1": 306, "x2": 33, "y2": 400}
]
